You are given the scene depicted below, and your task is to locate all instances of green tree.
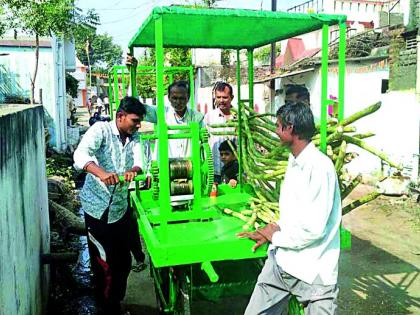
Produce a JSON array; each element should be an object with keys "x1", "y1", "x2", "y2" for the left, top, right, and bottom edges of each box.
[
  {"x1": 0, "y1": 0, "x2": 99, "y2": 103},
  {"x1": 74, "y1": 31, "x2": 123, "y2": 70},
  {"x1": 254, "y1": 43, "x2": 281, "y2": 65}
]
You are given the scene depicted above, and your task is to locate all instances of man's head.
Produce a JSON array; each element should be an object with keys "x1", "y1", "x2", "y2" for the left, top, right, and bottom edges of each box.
[
  {"x1": 219, "y1": 140, "x2": 237, "y2": 165},
  {"x1": 285, "y1": 85, "x2": 310, "y2": 105},
  {"x1": 168, "y1": 81, "x2": 190, "y2": 114},
  {"x1": 275, "y1": 102, "x2": 315, "y2": 146},
  {"x1": 214, "y1": 82, "x2": 234, "y2": 114},
  {"x1": 116, "y1": 96, "x2": 146, "y2": 136}
]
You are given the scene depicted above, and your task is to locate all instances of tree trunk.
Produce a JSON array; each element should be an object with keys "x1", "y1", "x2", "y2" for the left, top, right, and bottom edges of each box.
[
  {"x1": 49, "y1": 199, "x2": 86, "y2": 235},
  {"x1": 30, "y1": 33, "x2": 40, "y2": 104}
]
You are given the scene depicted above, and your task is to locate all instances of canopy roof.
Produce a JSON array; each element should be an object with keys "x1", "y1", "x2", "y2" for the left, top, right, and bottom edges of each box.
[{"x1": 128, "y1": 6, "x2": 346, "y2": 49}]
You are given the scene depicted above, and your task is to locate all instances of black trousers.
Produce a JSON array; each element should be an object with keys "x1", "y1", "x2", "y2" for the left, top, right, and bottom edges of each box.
[{"x1": 85, "y1": 210, "x2": 132, "y2": 315}]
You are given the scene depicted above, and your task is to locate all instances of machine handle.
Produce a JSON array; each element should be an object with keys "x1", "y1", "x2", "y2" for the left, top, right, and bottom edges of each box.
[
  {"x1": 201, "y1": 261, "x2": 219, "y2": 283},
  {"x1": 118, "y1": 174, "x2": 147, "y2": 183}
]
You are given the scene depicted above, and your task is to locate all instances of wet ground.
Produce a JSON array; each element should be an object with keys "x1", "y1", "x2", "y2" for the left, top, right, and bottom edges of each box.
[{"x1": 48, "y1": 107, "x2": 420, "y2": 314}]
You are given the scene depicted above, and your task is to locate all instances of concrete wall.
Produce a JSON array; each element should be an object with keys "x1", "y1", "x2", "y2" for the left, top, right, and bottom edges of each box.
[{"x1": 0, "y1": 105, "x2": 50, "y2": 315}]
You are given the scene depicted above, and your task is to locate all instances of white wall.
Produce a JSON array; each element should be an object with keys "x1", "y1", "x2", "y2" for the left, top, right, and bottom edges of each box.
[
  {"x1": 0, "y1": 37, "x2": 69, "y2": 151},
  {"x1": 279, "y1": 61, "x2": 419, "y2": 179}
]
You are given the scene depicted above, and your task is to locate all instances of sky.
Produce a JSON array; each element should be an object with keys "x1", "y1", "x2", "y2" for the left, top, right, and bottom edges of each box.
[{"x1": 77, "y1": 0, "x2": 303, "y2": 49}]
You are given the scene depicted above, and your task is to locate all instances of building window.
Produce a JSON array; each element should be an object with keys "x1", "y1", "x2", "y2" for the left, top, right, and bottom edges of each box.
[{"x1": 381, "y1": 79, "x2": 389, "y2": 94}]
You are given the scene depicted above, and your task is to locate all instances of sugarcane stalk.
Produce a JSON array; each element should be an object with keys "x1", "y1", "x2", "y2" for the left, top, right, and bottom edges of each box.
[
  {"x1": 209, "y1": 131, "x2": 237, "y2": 136},
  {"x1": 353, "y1": 132, "x2": 375, "y2": 139},
  {"x1": 223, "y1": 208, "x2": 249, "y2": 222},
  {"x1": 342, "y1": 135, "x2": 402, "y2": 169},
  {"x1": 342, "y1": 191, "x2": 381, "y2": 215},
  {"x1": 335, "y1": 140, "x2": 347, "y2": 173},
  {"x1": 242, "y1": 212, "x2": 258, "y2": 231},
  {"x1": 341, "y1": 174, "x2": 362, "y2": 200},
  {"x1": 338, "y1": 102, "x2": 381, "y2": 127},
  {"x1": 208, "y1": 122, "x2": 238, "y2": 128}
]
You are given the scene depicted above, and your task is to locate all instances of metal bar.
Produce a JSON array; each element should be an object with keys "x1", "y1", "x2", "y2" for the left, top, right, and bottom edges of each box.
[
  {"x1": 236, "y1": 49, "x2": 243, "y2": 189},
  {"x1": 338, "y1": 22, "x2": 346, "y2": 122},
  {"x1": 168, "y1": 125, "x2": 191, "y2": 131},
  {"x1": 201, "y1": 261, "x2": 219, "y2": 283},
  {"x1": 247, "y1": 49, "x2": 254, "y2": 110},
  {"x1": 108, "y1": 67, "x2": 114, "y2": 120},
  {"x1": 191, "y1": 122, "x2": 202, "y2": 209},
  {"x1": 130, "y1": 47, "x2": 137, "y2": 98},
  {"x1": 320, "y1": 24, "x2": 329, "y2": 154},
  {"x1": 113, "y1": 66, "x2": 120, "y2": 113},
  {"x1": 155, "y1": 16, "x2": 170, "y2": 233},
  {"x1": 121, "y1": 64, "x2": 127, "y2": 98},
  {"x1": 168, "y1": 133, "x2": 192, "y2": 139},
  {"x1": 189, "y1": 66, "x2": 195, "y2": 110}
]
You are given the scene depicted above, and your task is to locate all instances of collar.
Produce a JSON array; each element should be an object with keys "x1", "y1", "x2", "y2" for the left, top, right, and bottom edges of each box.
[
  {"x1": 288, "y1": 142, "x2": 315, "y2": 169},
  {"x1": 167, "y1": 105, "x2": 191, "y2": 121},
  {"x1": 111, "y1": 120, "x2": 120, "y2": 136},
  {"x1": 112, "y1": 120, "x2": 133, "y2": 142},
  {"x1": 217, "y1": 107, "x2": 236, "y2": 119}
]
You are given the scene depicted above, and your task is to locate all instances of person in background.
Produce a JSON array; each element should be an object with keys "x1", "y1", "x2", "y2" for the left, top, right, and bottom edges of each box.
[
  {"x1": 204, "y1": 82, "x2": 237, "y2": 183},
  {"x1": 104, "y1": 95, "x2": 110, "y2": 115},
  {"x1": 97, "y1": 94, "x2": 104, "y2": 115},
  {"x1": 87, "y1": 97, "x2": 93, "y2": 116},
  {"x1": 73, "y1": 96, "x2": 147, "y2": 315},
  {"x1": 239, "y1": 102, "x2": 341, "y2": 315},
  {"x1": 285, "y1": 84, "x2": 310, "y2": 105},
  {"x1": 218, "y1": 139, "x2": 239, "y2": 188}
]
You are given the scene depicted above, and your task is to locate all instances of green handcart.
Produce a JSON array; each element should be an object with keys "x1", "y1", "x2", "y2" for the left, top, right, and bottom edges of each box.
[{"x1": 122, "y1": 6, "x2": 348, "y2": 314}]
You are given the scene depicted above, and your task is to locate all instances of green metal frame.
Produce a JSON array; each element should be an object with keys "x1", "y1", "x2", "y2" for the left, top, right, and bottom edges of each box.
[
  {"x1": 124, "y1": 6, "x2": 348, "y2": 314},
  {"x1": 107, "y1": 64, "x2": 194, "y2": 120}
]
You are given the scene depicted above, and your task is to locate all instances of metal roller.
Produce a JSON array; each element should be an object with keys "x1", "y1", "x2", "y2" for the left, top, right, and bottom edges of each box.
[
  {"x1": 170, "y1": 180, "x2": 194, "y2": 195},
  {"x1": 169, "y1": 159, "x2": 193, "y2": 180}
]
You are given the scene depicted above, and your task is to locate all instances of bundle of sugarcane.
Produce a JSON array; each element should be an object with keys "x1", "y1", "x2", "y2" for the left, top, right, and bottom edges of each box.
[{"x1": 209, "y1": 101, "x2": 401, "y2": 230}]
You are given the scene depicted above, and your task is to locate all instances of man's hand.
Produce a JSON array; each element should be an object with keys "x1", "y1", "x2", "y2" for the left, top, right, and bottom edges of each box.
[
  {"x1": 99, "y1": 172, "x2": 120, "y2": 185},
  {"x1": 124, "y1": 170, "x2": 137, "y2": 182},
  {"x1": 126, "y1": 53, "x2": 138, "y2": 68},
  {"x1": 257, "y1": 223, "x2": 280, "y2": 242},
  {"x1": 237, "y1": 230, "x2": 268, "y2": 252},
  {"x1": 228, "y1": 179, "x2": 237, "y2": 188}
]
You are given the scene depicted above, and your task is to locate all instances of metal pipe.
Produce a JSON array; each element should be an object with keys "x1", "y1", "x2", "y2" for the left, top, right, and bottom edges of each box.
[
  {"x1": 201, "y1": 261, "x2": 219, "y2": 283},
  {"x1": 320, "y1": 24, "x2": 329, "y2": 154}
]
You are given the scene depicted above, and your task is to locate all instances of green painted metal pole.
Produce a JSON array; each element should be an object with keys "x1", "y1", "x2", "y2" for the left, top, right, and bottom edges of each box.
[
  {"x1": 113, "y1": 67, "x2": 120, "y2": 113},
  {"x1": 247, "y1": 49, "x2": 254, "y2": 110},
  {"x1": 191, "y1": 122, "x2": 202, "y2": 210},
  {"x1": 189, "y1": 66, "x2": 195, "y2": 110},
  {"x1": 236, "y1": 49, "x2": 243, "y2": 189},
  {"x1": 129, "y1": 47, "x2": 137, "y2": 98},
  {"x1": 155, "y1": 16, "x2": 170, "y2": 232},
  {"x1": 108, "y1": 67, "x2": 114, "y2": 120},
  {"x1": 338, "y1": 22, "x2": 346, "y2": 122},
  {"x1": 320, "y1": 24, "x2": 329, "y2": 154}
]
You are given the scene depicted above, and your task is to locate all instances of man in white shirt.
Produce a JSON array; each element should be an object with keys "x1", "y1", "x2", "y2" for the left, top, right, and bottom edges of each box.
[
  {"x1": 239, "y1": 102, "x2": 341, "y2": 315},
  {"x1": 73, "y1": 96, "x2": 146, "y2": 315},
  {"x1": 143, "y1": 80, "x2": 204, "y2": 158},
  {"x1": 204, "y1": 82, "x2": 237, "y2": 183}
]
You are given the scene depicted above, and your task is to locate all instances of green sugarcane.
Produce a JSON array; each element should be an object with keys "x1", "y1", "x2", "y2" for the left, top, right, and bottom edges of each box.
[
  {"x1": 208, "y1": 122, "x2": 238, "y2": 128},
  {"x1": 342, "y1": 135, "x2": 402, "y2": 169},
  {"x1": 335, "y1": 141, "x2": 347, "y2": 173},
  {"x1": 341, "y1": 174, "x2": 363, "y2": 200},
  {"x1": 338, "y1": 102, "x2": 381, "y2": 127},
  {"x1": 342, "y1": 191, "x2": 381, "y2": 215},
  {"x1": 209, "y1": 131, "x2": 237, "y2": 136},
  {"x1": 242, "y1": 212, "x2": 258, "y2": 231},
  {"x1": 352, "y1": 132, "x2": 375, "y2": 139}
]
